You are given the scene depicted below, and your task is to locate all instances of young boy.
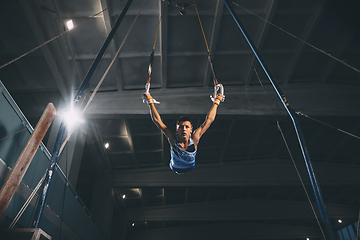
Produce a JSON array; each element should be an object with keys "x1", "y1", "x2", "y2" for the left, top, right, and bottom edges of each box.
[{"x1": 143, "y1": 92, "x2": 224, "y2": 174}]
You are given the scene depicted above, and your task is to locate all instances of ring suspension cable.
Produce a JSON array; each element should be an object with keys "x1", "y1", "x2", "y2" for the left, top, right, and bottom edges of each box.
[
  {"x1": 193, "y1": 0, "x2": 224, "y2": 102},
  {"x1": 147, "y1": 0, "x2": 164, "y2": 85},
  {"x1": 142, "y1": 1, "x2": 163, "y2": 104},
  {"x1": 254, "y1": 69, "x2": 327, "y2": 240},
  {"x1": 193, "y1": 0, "x2": 218, "y2": 85},
  {"x1": 193, "y1": 1, "x2": 210, "y2": 54},
  {"x1": 59, "y1": 0, "x2": 148, "y2": 155},
  {"x1": 153, "y1": 4, "x2": 163, "y2": 53},
  {"x1": 296, "y1": 111, "x2": 360, "y2": 140},
  {"x1": 230, "y1": 1, "x2": 360, "y2": 74},
  {"x1": 0, "y1": 0, "x2": 125, "y2": 70}
]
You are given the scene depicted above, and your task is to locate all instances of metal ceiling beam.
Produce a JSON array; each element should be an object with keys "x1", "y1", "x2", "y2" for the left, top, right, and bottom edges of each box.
[
  {"x1": 246, "y1": 120, "x2": 266, "y2": 160},
  {"x1": 118, "y1": 9, "x2": 160, "y2": 16},
  {"x1": 184, "y1": 188, "x2": 189, "y2": 204},
  {"x1": 51, "y1": 0, "x2": 84, "y2": 86},
  {"x1": 113, "y1": 160, "x2": 360, "y2": 187},
  {"x1": 327, "y1": 186, "x2": 355, "y2": 204},
  {"x1": 131, "y1": 222, "x2": 323, "y2": 240},
  {"x1": 283, "y1": 0, "x2": 326, "y2": 84},
  {"x1": 223, "y1": 7, "x2": 313, "y2": 16},
  {"x1": 218, "y1": 119, "x2": 234, "y2": 163},
  {"x1": 71, "y1": 52, "x2": 163, "y2": 59},
  {"x1": 85, "y1": 84, "x2": 360, "y2": 116},
  {"x1": 89, "y1": 120, "x2": 112, "y2": 172},
  {"x1": 99, "y1": 0, "x2": 124, "y2": 91},
  {"x1": 126, "y1": 198, "x2": 358, "y2": 221},
  {"x1": 244, "y1": 0, "x2": 278, "y2": 86},
  {"x1": 167, "y1": 51, "x2": 208, "y2": 57},
  {"x1": 124, "y1": 119, "x2": 138, "y2": 168},
  {"x1": 19, "y1": 0, "x2": 73, "y2": 100},
  {"x1": 326, "y1": 122, "x2": 360, "y2": 162},
  {"x1": 254, "y1": 0, "x2": 279, "y2": 50}
]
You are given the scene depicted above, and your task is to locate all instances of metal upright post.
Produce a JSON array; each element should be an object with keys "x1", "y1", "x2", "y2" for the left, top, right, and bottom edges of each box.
[
  {"x1": 222, "y1": 1, "x2": 337, "y2": 240},
  {"x1": 32, "y1": 0, "x2": 134, "y2": 228}
]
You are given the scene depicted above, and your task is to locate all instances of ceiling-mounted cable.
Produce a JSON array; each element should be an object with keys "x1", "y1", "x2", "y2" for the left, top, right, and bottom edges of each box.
[
  {"x1": 59, "y1": 0, "x2": 148, "y2": 155},
  {"x1": 142, "y1": 1, "x2": 164, "y2": 105},
  {"x1": 233, "y1": 1, "x2": 360, "y2": 142},
  {"x1": 0, "y1": 128, "x2": 27, "y2": 142},
  {"x1": 0, "y1": 0, "x2": 125, "y2": 70},
  {"x1": 296, "y1": 111, "x2": 360, "y2": 140},
  {"x1": 147, "y1": 0, "x2": 165, "y2": 85},
  {"x1": 231, "y1": 1, "x2": 360, "y2": 73}
]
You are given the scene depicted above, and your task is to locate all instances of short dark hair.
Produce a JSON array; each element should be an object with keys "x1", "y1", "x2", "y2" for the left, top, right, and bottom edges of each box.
[{"x1": 176, "y1": 116, "x2": 193, "y2": 128}]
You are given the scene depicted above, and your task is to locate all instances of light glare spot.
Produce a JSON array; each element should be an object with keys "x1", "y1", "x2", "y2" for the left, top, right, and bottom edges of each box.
[
  {"x1": 338, "y1": 219, "x2": 342, "y2": 223},
  {"x1": 63, "y1": 107, "x2": 83, "y2": 129},
  {"x1": 122, "y1": 194, "x2": 126, "y2": 199},
  {"x1": 66, "y1": 20, "x2": 74, "y2": 30},
  {"x1": 105, "y1": 143, "x2": 110, "y2": 149}
]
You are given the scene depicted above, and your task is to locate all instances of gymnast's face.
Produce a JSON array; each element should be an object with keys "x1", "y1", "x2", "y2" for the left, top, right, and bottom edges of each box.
[{"x1": 176, "y1": 121, "x2": 193, "y2": 138}]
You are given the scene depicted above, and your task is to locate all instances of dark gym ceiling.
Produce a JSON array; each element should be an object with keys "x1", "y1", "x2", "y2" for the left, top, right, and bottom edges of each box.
[{"x1": 1, "y1": 0, "x2": 360, "y2": 239}]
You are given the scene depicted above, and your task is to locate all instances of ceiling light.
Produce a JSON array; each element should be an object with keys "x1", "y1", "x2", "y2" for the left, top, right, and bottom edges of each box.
[
  {"x1": 338, "y1": 219, "x2": 342, "y2": 223},
  {"x1": 306, "y1": 238, "x2": 310, "y2": 240},
  {"x1": 131, "y1": 223, "x2": 135, "y2": 227},
  {"x1": 105, "y1": 143, "x2": 110, "y2": 149},
  {"x1": 122, "y1": 194, "x2": 126, "y2": 199},
  {"x1": 66, "y1": 20, "x2": 74, "y2": 30}
]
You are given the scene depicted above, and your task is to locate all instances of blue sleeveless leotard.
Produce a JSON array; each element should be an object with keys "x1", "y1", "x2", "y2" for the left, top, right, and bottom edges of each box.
[{"x1": 169, "y1": 134, "x2": 197, "y2": 174}]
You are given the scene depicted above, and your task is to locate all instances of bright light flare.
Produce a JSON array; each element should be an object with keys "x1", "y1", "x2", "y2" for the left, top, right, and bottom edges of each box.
[
  {"x1": 122, "y1": 194, "x2": 126, "y2": 199},
  {"x1": 105, "y1": 143, "x2": 110, "y2": 149},
  {"x1": 338, "y1": 219, "x2": 342, "y2": 224},
  {"x1": 63, "y1": 107, "x2": 84, "y2": 129},
  {"x1": 66, "y1": 20, "x2": 74, "y2": 30}
]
